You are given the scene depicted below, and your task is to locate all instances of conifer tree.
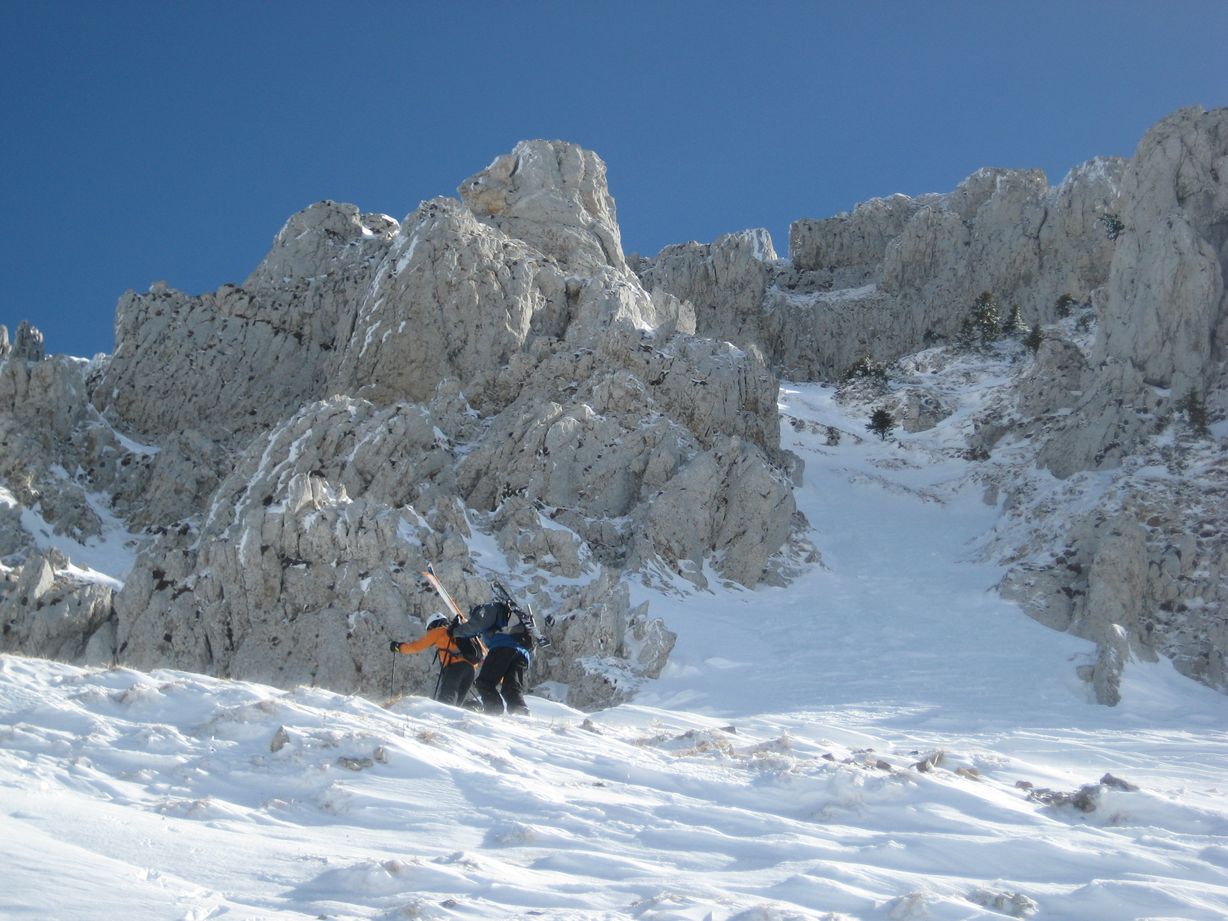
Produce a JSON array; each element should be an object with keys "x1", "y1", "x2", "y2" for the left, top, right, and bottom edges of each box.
[
  {"x1": 867, "y1": 408, "x2": 895, "y2": 441},
  {"x1": 972, "y1": 292, "x2": 1000, "y2": 346},
  {"x1": 1024, "y1": 323, "x2": 1043, "y2": 354},
  {"x1": 1005, "y1": 302, "x2": 1027, "y2": 337},
  {"x1": 1178, "y1": 389, "x2": 1211, "y2": 438}
]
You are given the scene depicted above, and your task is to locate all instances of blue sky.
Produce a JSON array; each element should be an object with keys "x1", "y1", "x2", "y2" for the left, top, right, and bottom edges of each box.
[{"x1": 3, "y1": 1, "x2": 1226, "y2": 359}]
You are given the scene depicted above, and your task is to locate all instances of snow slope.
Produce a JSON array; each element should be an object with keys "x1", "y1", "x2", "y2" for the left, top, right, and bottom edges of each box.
[{"x1": 2, "y1": 378, "x2": 1227, "y2": 920}]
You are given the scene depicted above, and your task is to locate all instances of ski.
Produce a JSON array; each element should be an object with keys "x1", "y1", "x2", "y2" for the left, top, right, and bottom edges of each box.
[
  {"x1": 490, "y1": 579, "x2": 551, "y2": 647},
  {"x1": 422, "y1": 564, "x2": 466, "y2": 622}
]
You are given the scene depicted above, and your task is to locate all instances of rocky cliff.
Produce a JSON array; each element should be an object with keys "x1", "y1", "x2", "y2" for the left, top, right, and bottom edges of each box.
[
  {"x1": 3, "y1": 108, "x2": 1226, "y2": 707},
  {"x1": 633, "y1": 159, "x2": 1123, "y2": 382},
  {"x1": 633, "y1": 105, "x2": 1228, "y2": 703},
  {"x1": 1, "y1": 139, "x2": 804, "y2": 709}
]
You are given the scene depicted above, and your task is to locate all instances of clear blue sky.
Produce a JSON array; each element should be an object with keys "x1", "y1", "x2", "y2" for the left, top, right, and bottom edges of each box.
[{"x1": 3, "y1": 1, "x2": 1226, "y2": 359}]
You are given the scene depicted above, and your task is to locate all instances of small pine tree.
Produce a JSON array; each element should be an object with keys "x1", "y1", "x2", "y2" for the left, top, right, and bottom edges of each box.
[
  {"x1": 867, "y1": 407, "x2": 895, "y2": 441},
  {"x1": 1005, "y1": 302, "x2": 1027, "y2": 337},
  {"x1": 973, "y1": 292, "x2": 1000, "y2": 346},
  {"x1": 955, "y1": 316, "x2": 978, "y2": 350},
  {"x1": 1055, "y1": 294, "x2": 1076, "y2": 318},
  {"x1": 1177, "y1": 389, "x2": 1210, "y2": 438},
  {"x1": 843, "y1": 355, "x2": 887, "y2": 384},
  {"x1": 1024, "y1": 323, "x2": 1043, "y2": 354}
]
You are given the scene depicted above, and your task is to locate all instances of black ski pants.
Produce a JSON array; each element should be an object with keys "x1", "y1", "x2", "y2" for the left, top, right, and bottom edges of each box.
[
  {"x1": 475, "y1": 645, "x2": 529, "y2": 714},
  {"x1": 435, "y1": 660, "x2": 476, "y2": 707}
]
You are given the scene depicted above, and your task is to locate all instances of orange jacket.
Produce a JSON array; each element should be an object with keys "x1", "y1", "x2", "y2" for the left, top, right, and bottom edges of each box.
[{"x1": 394, "y1": 625, "x2": 476, "y2": 668}]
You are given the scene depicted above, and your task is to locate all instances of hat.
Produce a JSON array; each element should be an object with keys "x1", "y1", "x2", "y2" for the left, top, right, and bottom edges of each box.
[{"x1": 425, "y1": 612, "x2": 448, "y2": 630}]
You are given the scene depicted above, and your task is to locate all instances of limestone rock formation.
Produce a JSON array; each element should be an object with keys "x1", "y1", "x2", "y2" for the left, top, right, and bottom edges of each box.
[
  {"x1": 790, "y1": 193, "x2": 938, "y2": 286},
  {"x1": 96, "y1": 200, "x2": 396, "y2": 445},
  {"x1": 4, "y1": 139, "x2": 806, "y2": 708},
  {"x1": 3, "y1": 110, "x2": 1226, "y2": 709},
  {"x1": 108, "y1": 393, "x2": 680, "y2": 707},
  {"x1": 0, "y1": 321, "x2": 46, "y2": 362},
  {"x1": 635, "y1": 229, "x2": 778, "y2": 350},
  {"x1": 634, "y1": 158, "x2": 1123, "y2": 381},
  {"x1": 329, "y1": 196, "x2": 568, "y2": 408},
  {"x1": 1094, "y1": 107, "x2": 1228, "y2": 395},
  {"x1": 460, "y1": 140, "x2": 626, "y2": 273},
  {"x1": 988, "y1": 110, "x2": 1227, "y2": 699},
  {"x1": 0, "y1": 549, "x2": 115, "y2": 666},
  {"x1": 1037, "y1": 107, "x2": 1228, "y2": 479},
  {"x1": 998, "y1": 442, "x2": 1228, "y2": 702}
]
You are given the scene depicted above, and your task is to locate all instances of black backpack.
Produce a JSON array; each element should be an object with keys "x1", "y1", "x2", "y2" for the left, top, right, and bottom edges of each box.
[
  {"x1": 446, "y1": 617, "x2": 486, "y2": 664},
  {"x1": 467, "y1": 599, "x2": 537, "y2": 651},
  {"x1": 490, "y1": 581, "x2": 544, "y2": 649}
]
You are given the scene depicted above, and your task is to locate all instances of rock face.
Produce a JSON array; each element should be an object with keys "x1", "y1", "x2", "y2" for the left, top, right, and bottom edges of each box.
[
  {"x1": 0, "y1": 321, "x2": 46, "y2": 362},
  {"x1": 634, "y1": 159, "x2": 1123, "y2": 381},
  {"x1": 996, "y1": 108, "x2": 1228, "y2": 700},
  {"x1": 791, "y1": 193, "x2": 939, "y2": 287},
  {"x1": 3, "y1": 109, "x2": 1227, "y2": 707},
  {"x1": 1095, "y1": 107, "x2": 1228, "y2": 394},
  {"x1": 1033, "y1": 108, "x2": 1228, "y2": 477},
  {"x1": 460, "y1": 140, "x2": 626, "y2": 273},
  {"x1": 98, "y1": 201, "x2": 397, "y2": 445},
  {"x1": 2, "y1": 140, "x2": 805, "y2": 709},
  {"x1": 632, "y1": 106, "x2": 1227, "y2": 704}
]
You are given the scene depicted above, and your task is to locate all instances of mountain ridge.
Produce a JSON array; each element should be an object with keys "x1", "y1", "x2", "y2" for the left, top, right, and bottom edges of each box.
[{"x1": 2, "y1": 106, "x2": 1225, "y2": 707}]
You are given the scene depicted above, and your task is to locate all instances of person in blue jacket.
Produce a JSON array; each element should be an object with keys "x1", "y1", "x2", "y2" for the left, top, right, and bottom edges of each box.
[{"x1": 452, "y1": 600, "x2": 534, "y2": 715}]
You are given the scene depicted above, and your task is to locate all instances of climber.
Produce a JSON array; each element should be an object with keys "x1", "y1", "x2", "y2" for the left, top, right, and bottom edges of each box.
[
  {"x1": 389, "y1": 613, "x2": 485, "y2": 706},
  {"x1": 451, "y1": 599, "x2": 535, "y2": 715}
]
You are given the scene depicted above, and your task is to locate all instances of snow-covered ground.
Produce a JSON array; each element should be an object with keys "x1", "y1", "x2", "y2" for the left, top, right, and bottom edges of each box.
[{"x1": 3, "y1": 378, "x2": 1227, "y2": 920}]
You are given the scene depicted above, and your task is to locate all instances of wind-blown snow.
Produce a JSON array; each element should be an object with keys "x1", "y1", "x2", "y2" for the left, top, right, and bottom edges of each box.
[
  {"x1": 2, "y1": 381, "x2": 1226, "y2": 920},
  {"x1": 16, "y1": 491, "x2": 139, "y2": 589}
]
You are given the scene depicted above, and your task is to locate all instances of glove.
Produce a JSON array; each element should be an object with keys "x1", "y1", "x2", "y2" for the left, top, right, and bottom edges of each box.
[{"x1": 389, "y1": 640, "x2": 401, "y2": 653}]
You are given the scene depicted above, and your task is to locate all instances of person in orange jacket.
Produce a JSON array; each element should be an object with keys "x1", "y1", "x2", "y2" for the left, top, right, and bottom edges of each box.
[{"x1": 388, "y1": 613, "x2": 484, "y2": 706}]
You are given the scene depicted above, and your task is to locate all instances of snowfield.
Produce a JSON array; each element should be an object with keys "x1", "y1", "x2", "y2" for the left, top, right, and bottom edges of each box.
[{"x1": 3, "y1": 373, "x2": 1227, "y2": 920}]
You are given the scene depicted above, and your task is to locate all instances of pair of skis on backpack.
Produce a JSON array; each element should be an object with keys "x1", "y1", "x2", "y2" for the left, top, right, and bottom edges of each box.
[{"x1": 421, "y1": 564, "x2": 551, "y2": 648}]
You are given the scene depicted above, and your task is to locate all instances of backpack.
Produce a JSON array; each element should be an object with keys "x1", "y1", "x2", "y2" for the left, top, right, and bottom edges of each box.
[
  {"x1": 468, "y1": 599, "x2": 537, "y2": 651},
  {"x1": 446, "y1": 617, "x2": 486, "y2": 664},
  {"x1": 490, "y1": 581, "x2": 543, "y2": 649}
]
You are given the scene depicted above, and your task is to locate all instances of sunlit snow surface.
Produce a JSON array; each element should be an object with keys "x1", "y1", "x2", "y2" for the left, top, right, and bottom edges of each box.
[{"x1": 3, "y1": 380, "x2": 1227, "y2": 920}]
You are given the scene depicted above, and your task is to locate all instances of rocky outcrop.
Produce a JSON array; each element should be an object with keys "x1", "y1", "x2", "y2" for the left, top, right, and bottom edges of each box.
[
  {"x1": 791, "y1": 193, "x2": 938, "y2": 286},
  {"x1": 635, "y1": 159, "x2": 1123, "y2": 381},
  {"x1": 4, "y1": 110, "x2": 1226, "y2": 708},
  {"x1": 0, "y1": 349, "x2": 168, "y2": 540},
  {"x1": 2, "y1": 139, "x2": 796, "y2": 708},
  {"x1": 1036, "y1": 108, "x2": 1228, "y2": 479},
  {"x1": 459, "y1": 140, "x2": 626, "y2": 273},
  {"x1": 999, "y1": 446, "x2": 1228, "y2": 702},
  {"x1": 110, "y1": 397, "x2": 677, "y2": 706},
  {"x1": 96, "y1": 201, "x2": 397, "y2": 445},
  {"x1": 0, "y1": 549, "x2": 115, "y2": 666},
  {"x1": 634, "y1": 230, "x2": 778, "y2": 349},
  {"x1": 0, "y1": 321, "x2": 46, "y2": 362},
  {"x1": 993, "y1": 108, "x2": 1228, "y2": 698},
  {"x1": 1094, "y1": 107, "x2": 1228, "y2": 394}
]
